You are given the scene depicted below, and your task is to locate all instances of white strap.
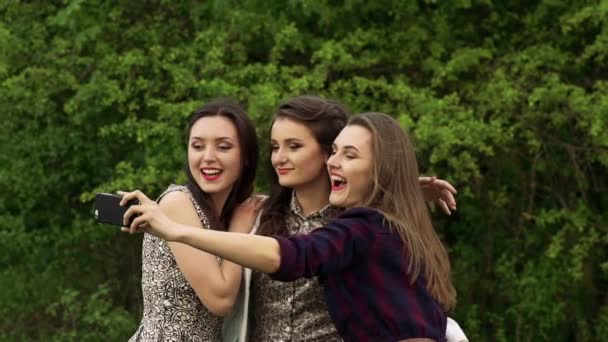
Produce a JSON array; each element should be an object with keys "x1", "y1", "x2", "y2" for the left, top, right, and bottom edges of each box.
[{"x1": 221, "y1": 210, "x2": 263, "y2": 342}]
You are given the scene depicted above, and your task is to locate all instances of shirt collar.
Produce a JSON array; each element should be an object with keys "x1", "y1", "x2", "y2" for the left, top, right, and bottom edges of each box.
[{"x1": 289, "y1": 191, "x2": 334, "y2": 220}]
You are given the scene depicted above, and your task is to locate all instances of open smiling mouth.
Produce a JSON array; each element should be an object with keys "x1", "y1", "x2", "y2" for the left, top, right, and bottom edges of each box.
[
  {"x1": 331, "y1": 175, "x2": 347, "y2": 191},
  {"x1": 201, "y1": 168, "x2": 223, "y2": 181}
]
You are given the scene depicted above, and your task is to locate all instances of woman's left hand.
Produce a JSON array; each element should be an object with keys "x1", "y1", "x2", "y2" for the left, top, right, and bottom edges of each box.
[
  {"x1": 228, "y1": 195, "x2": 267, "y2": 234},
  {"x1": 419, "y1": 176, "x2": 457, "y2": 215},
  {"x1": 118, "y1": 190, "x2": 179, "y2": 241}
]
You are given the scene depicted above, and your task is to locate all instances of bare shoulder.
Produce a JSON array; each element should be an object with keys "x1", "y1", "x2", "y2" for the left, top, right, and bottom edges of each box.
[
  {"x1": 158, "y1": 190, "x2": 192, "y2": 209},
  {"x1": 157, "y1": 191, "x2": 201, "y2": 224}
]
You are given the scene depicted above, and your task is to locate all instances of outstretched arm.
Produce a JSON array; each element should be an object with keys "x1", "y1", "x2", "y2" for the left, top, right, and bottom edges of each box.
[
  {"x1": 120, "y1": 190, "x2": 282, "y2": 274},
  {"x1": 120, "y1": 190, "x2": 374, "y2": 281},
  {"x1": 178, "y1": 225, "x2": 282, "y2": 274}
]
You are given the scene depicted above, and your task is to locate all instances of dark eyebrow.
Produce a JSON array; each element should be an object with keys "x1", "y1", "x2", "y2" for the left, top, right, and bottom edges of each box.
[
  {"x1": 271, "y1": 138, "x2": 304, "y2": 144},
  {"x1": 190, "y1": 136, "x2": 235, "y2": 142}
]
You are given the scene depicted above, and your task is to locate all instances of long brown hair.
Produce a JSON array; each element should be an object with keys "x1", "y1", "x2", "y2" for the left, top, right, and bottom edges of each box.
[
  {"x1": 257, "y1": 95, "x2": 348, "y2": 236},
  {"x1": 184, "y1": 99, "x2": 259, "y2": 231},
  {"x1": 349, "y1": 112, "x2": 456, "y2": 311}
]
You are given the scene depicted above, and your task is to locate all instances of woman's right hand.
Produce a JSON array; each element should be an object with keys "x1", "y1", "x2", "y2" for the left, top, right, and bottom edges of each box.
[
  {"x1": 228, "y1": 195, "x2": 266, "y2": 234},
  {"x1": 118, "y1": 190, "x2": 183, "y2": 241}
]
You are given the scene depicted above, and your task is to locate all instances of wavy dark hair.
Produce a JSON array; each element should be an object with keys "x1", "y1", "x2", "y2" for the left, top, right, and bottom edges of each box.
[
  {"x1": 257, "y1": 95, "x2": 349, "y2": 236},
  {"x1": 184, "y1": 99, "x2": 259, "y2": 231}
]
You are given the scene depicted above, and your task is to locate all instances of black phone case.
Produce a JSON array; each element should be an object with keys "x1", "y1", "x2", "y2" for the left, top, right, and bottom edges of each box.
[{"x1": 94, "y1": 193, "x2": 139, "y2": 226}]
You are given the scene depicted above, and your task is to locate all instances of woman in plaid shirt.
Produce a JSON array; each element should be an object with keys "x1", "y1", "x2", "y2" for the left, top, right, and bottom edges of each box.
[{"x1": 123, "y1": 112, "x2": 459, "y2": 342}]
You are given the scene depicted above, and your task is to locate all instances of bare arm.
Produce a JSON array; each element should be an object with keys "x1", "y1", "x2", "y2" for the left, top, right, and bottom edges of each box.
[
  {"x1": 121, "y1": 190, "x2": 375, "y2": 280},
  {"x1": 150, "y1": 191, "x2": 246, "y2": 316},
  {"x1": 121, "y1": 190, "x2": 281, "y2": 275},
  {"x1": 173, "y1": 207, "x2": 375, "y2": 281},
  {"x1": 175, "y1": 225, "x2": 281, "y2": 274}
]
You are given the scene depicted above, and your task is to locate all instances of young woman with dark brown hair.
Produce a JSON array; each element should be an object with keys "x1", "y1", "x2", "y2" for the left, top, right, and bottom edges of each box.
[{"x1": 126, "y1": 99, "x2": 259, "y2": 341}]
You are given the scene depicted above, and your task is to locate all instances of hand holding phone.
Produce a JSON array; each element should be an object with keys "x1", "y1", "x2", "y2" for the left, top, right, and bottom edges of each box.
[{"x1": 94, "y1": 193, "x2": 140, "y2": 226}]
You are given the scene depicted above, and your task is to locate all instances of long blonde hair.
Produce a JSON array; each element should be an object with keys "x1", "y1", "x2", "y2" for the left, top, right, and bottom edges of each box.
[{"x1": 349, "y1": 112, "x2": 456, "y2": 311}]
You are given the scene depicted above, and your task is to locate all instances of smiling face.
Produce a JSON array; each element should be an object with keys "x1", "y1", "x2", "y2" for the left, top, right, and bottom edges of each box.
[
  {"x1": 270, "y1": 116, "x2": 329, "y2": 189},
  {"x1": 327, "y1": 124, "x2": 374, "y2": 208},
  {"x1": 188, "y1": 116, "x2": 242, "y2": 205}
]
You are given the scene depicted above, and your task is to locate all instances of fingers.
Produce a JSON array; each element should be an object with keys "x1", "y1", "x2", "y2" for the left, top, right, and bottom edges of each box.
[
  {"x1": 129, "y1": 214, "x2": 148, "y2": 234},
  {"x1": 421, "y1": 177, "x2": 458, "y2": 195},
  {"x1": 118, "y1": 190, "x2": 136, "y2": 206},
  {"x1": 119, "y1": 189, "x2": 152, "y2": 206},
  {"x1": 441, "y1": 189, "x2": 457, "y2": 210},
  {"x1": 239, "y1": 195, "x2": 267, "y2": 211},
  {"x1": 134, "y1": 190, "x2": 152, "y2": 202},
  {"x1": 254, "y1": 197, "x2": 266, "y2": 211},
  {"x1": 444, "y1": 181, "x2": 457, "y2": 194},
  {"x1": 250, "y1": 195, "x2": 267, "y2": 211},
  {"x1": 123, "y1": 204, "x2": 144, "y2": 226},
  {"x1": 437, "y1": 199, "x2": 451, "y2": 215},
  {"x1": 121, "y1": 222, "x2": 147, "y2": 234},
  {"x1": 418, "y1": 176, "x2": 434, "y2": 185},
  {"x1": 239, "y1": 197, "x2": 253, "y2": 210},
  {"x1": 435, "y1": 179, "x2": 457, "y2": 194}
]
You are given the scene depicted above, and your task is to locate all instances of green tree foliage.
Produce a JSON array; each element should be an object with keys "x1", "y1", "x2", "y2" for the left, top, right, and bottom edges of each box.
[{"x1": 1, "y1": 0, "x2": 606, "y2": 340}]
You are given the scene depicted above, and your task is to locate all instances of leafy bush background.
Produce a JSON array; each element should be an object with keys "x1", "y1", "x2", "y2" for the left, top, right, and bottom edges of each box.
[{"x1": 1, "y1": 1, "x2": 606, "y2": 340}]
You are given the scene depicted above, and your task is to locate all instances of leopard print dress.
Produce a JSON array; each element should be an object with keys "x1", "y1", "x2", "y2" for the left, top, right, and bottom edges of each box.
[{"x1": 129, "y1": 184, "x2": 222, "y2": 342}]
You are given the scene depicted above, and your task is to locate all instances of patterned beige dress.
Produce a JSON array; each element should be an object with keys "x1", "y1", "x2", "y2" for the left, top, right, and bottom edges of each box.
[
  {"x1": 249, "y1": 193, "x2": 343, "y2": 342},
  {"x1": 129, "y1": 184, "x2": 222, "y2": 342}
]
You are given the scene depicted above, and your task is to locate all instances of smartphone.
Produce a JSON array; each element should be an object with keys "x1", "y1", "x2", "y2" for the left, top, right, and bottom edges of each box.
[{"x1": 94, "y1": 193, "x2": 140, "y2": 227}]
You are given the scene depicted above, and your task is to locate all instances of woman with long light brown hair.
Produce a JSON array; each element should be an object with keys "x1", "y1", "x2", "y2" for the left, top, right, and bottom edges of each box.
[
  {"x1": 121, "y1": 112, "x2": 458, "y2": 342},
  {"x1": 352, "y1": 112, "x2": 456, "y2": 312}
]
